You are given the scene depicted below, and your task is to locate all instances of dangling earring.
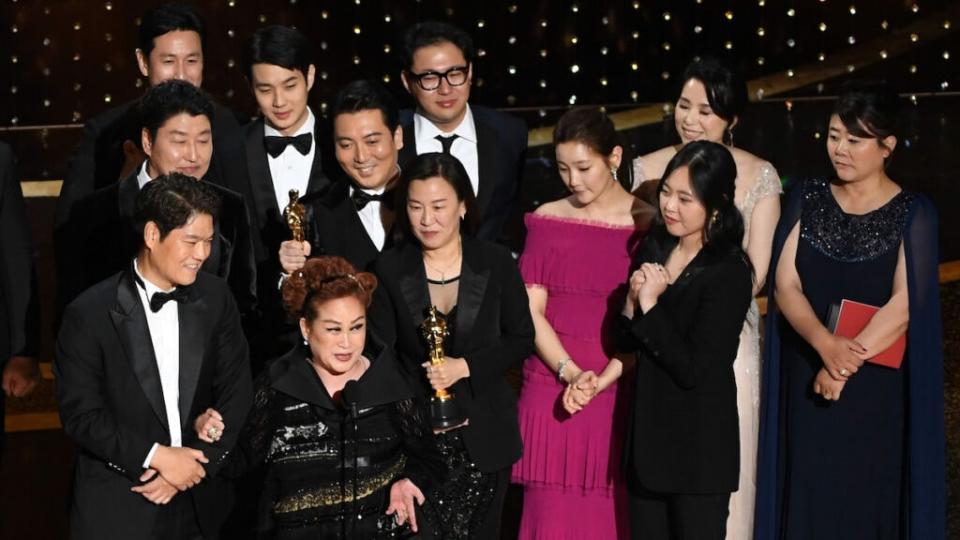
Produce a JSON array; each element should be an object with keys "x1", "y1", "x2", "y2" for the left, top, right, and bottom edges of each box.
[
  {"x1": 302, "y1": 335, "x2": 309, "y2": 346},
  {"x1": 710, "y1": 212, "x2": 719, "y2": 226},
  {"x1": 611, "y1": 167, "x2": 619, "y2": 183}
]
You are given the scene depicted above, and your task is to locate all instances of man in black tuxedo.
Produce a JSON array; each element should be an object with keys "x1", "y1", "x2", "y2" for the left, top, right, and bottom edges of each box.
[
  {"x1": 278, "y1": 80, "x2": 403, "y2": 275},
  {"x1": 56, "y1": 80, "x2": 256, "y2": 331},
  {"x1": 55, "y1": 175, "x2": 253, "y2": 540},
  {"x1": 0, "y1": 142, "x2": 40, "y2": 460},
  {"x1": 56, "y1": 2, "x2": 246, "y2": 230},
  {"x1": 220, "y1": 25, "x2": 331, "y2": 359},
  {"x1": 398, "y1": 21, "x2": 527, "y2": 247}
]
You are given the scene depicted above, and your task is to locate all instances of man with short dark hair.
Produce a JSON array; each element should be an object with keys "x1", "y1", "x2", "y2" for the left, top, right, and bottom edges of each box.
[
  {"x1": 55, "y1": 174, "x2": 252, "y2": 539},
  {"x1": 398, "y1": 21, "x2": 527, "y2": 247},
  {"x1": 279, "y1": 80, "x2": 403, "y2": 274},
  {"x1": 56, "y1": 2, "x2": 246, "y2": 229},
  {"x1": 221, "y1": 24, "x2": 331, "y2": 359},
  {"x1": 56, "y1": 80, "x2": 256, "y2": 329}
]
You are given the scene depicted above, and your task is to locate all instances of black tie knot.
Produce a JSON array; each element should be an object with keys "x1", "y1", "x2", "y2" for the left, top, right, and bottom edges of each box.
[
  {"x1": 351, "y1": 189, "x2": 390, "y2": 211},
  {"x1": 149, "y1": 288, "x2": 191, "y2": 313},
  {"x1": 265, "y1": 133, "x2": 313, "y2": 158},
  {"x1": 435, "y1": 134, "x2": 459, "y2": 155}
]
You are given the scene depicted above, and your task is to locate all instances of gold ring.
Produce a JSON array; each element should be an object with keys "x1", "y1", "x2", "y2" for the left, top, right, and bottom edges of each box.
[{"x1": 839, "y1": 368, "x2": 849, "y2": 377}]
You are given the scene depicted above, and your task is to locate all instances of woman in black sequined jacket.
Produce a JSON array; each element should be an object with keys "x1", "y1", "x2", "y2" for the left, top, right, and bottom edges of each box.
[{"x1": 195, "y1": 256, "x2": 444, "y2": 539}]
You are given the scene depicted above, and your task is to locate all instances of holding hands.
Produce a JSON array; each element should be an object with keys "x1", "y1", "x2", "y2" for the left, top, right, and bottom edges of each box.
[
  {"x1": 279, "y1": 240, "x2": 311, "y2": 275},
  {"x1": 562, "y1": 369, "x2": 599, "y2": 415},
  {"x1": 625, "y1": 263, "x2": 670, "y2": 316},
  {"x1": 814, "y1": 333, "x2": 866, "y2": 381},
  {"x1": 813, "y1": 367, "x2": 847, "y2": 402}
]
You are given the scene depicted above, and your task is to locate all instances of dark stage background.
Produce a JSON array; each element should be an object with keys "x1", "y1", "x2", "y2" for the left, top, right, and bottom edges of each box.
[{"x1": 1, "y1": 1, "x2": 959, "y2": 538}]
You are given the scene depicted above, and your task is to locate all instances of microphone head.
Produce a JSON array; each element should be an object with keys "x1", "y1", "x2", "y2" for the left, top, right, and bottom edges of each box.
[{"x1": 342, "y1": 380, "x2": 361, "y2": 405}]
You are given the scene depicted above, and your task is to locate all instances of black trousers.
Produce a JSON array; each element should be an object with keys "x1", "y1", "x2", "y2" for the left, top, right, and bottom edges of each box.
[
  {"x1": 628, "y1": 481, "x2": 730, "y2": 540},
  {"x1": 151, "y1": 494, "x2": 212, "y2": 540}
]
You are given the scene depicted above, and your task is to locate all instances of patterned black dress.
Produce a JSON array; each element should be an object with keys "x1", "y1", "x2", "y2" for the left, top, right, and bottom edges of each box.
[
  {"x1": 779, "y1": 179, "x2": 913, "y2": 539},
  {"x1": 228, "y1": 339, "x2": 444, "y2": 540}
]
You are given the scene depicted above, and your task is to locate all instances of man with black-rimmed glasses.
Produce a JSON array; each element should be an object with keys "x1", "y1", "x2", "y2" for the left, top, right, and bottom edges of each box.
[{"x1": 398, "y1": 21, "x2": 528, "y2": 248}]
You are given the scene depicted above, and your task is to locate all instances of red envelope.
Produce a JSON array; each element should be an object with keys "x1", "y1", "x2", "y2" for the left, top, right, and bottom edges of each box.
[{"x1": 826, "y1": 299, "x2": 906, "y2": 369}]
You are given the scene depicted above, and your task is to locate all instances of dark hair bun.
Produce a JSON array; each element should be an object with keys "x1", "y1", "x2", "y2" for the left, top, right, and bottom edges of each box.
[{"x1": 281, "y1": 256, "x2": 378, "y2": 320}]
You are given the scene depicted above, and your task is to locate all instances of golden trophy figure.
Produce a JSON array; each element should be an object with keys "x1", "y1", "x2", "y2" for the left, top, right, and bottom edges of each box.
[
  {"x1": 283, "y1": 189, "x2": 305, "y2": 242},
  {"x1": 422, "y1": 306, "x2": 466, "y2": 430}
]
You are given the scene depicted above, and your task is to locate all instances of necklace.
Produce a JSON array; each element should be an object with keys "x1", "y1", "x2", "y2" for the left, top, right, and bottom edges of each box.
[{"x1": 423, "y1": 242, "x2": 462, "y2": 285}]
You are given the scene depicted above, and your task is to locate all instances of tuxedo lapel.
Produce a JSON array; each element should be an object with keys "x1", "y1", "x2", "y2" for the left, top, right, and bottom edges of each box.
[
  {"x1": 453, "y1": 238, "x2": 490, "y2": 348},
  {"x1": 398, "y1": 119, "x2": 417, "y2": 170},
  {"x1": 117, "y1": 171, "x2": 140, "y2": 219},
  {"x1": 474, "y1": 115, "x2": 500, "y2": 214},
  {"x1": 177, "y1": 285, "x2": 207, "y2": 429},
  {"x1": 110, "y1": 271, "x2": 169, "y2": 431},
  {"x1": 245, "y1": 120, "x2": 281, "y2": 225},
  {"x1": 397, "y1": 245, "x2": 431, "y2": 329},
  {"x1": 306, "y1": 122, "x2": 328, "y2": 194}
]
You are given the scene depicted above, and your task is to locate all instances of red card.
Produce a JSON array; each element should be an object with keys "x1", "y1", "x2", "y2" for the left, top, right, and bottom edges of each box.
[{"x1": 827, "y1": 299, "x2": 906, "y2": 369}]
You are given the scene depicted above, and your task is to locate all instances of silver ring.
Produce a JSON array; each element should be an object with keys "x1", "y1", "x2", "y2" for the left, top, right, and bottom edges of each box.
[{"x1": 207, "y1": 427, "x2": 220, "y2": 439}]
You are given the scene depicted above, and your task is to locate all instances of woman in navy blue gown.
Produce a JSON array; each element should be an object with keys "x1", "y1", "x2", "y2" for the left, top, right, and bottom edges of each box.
[{"x1": 754, "y1": 82, "x2": 945, "y2": 540}]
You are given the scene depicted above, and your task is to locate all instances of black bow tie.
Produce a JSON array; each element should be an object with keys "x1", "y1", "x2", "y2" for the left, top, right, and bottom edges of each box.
[
  {"x1": 133, "y1": 271, "x2": 192, "y2": 313},
  {"x1": 149, "y1": 288, "x2": 191, "y2": 313},
  {"x1": 351, "y1": 189, "x2": 391, "y2": 211},
  {"x1": 264, "y1": 133, "x2": 313, "y2": 158}
]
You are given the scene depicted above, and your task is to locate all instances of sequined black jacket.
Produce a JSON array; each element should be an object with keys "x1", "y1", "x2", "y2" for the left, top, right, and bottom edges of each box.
[{"x1": 228, "y1": 338, "x2": 444, "y2": 539}]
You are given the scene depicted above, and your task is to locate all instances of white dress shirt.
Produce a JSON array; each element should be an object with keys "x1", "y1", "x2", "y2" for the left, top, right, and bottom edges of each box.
[
  {"x1": 265, "y1": 108, "x2": 316, "y2": 212},
  {"x1": 134, "y1": 259, "x2": 183, "y2": 468},
  {"x1": 136, "y1": 160, "x2": 153, "y2": 189},
  {"x1": 414, "y1": 105, "x2": 480, "y2": 196},
  {"x1": 349, "y1": 185, "x2": 387, "y2": 251}
]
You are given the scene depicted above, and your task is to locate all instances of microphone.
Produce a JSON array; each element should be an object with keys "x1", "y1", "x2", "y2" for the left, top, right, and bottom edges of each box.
[
  {"x1": 342, "y1": 380, "x2": 361, "y2": 420},
  {"x1": 341, "y1": 379, "x2": 361, "y2": 531}
]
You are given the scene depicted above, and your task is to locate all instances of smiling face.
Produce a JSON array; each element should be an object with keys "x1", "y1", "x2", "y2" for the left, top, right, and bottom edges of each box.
[
  {"x1": 251, "y1": 63, "x2": 315, "y2": 136},
  {"x1": 402, "y1": 41, "x2": 472, "y2": 130},
  {"x1": 142, "y1": 213, "x2": 214, "y2": 289},
  {"x1": 142, "y1": 112, "x2": 212, "y2": 179},
  {"x1": 827, "y1": 114, "x2": 895, "y2": 183},
  {"x1": 675, "y1": 78, "x2": 732, "y2": 145},
  {"x1": 406, "y1": 176, "x2": 465, "y2": 250},
  {"x1": 555, "y1": 141, "x2": 621, "y2": 207},
  {"x1": 136, "y1": 30, "x2": 204, "y2": 88},
  {"x1": 334, "y1": 109, "x2": 403, "y2": 190},
  {"x1": 300, "y1": 295, "x2": 367, "y2": 377},
  {"x1": 659, "y1": 166, "x2": 708, "y2": 244}
]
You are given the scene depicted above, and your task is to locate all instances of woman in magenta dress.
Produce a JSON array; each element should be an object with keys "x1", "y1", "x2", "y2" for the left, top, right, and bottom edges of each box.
[{"x1": 511, "y1": 108, "x2": 653, "y2": 539}]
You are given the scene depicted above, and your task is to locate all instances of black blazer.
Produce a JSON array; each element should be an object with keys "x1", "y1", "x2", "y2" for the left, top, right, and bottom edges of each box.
[
  {"x1": 617, "y1": 233, "x2": 753, "y2": 494},
  {"x1": 370, "y1": 236, "x2": 534, "y2": 473},
  {"x1": 54, "y1": 268, "x2": 253, "y2": 539},
  {"x1": 218, "y1": 117, "x2": 332, "y2": 360},
  {"x1": 54, "y1": 170, "x2": 258, "y2": 325},
  {"x1": 0, "y1": 142, "x2": 39, "y2": 454},
  {"x1": 301, "y1": 181, "x2": 401, "y2": 272},
  {"x1": 56, "y1": 98, "x2": 246, "y2": 229},
  {"x1": 398, "y1": 106, "x2": 527, "y2": 246}
]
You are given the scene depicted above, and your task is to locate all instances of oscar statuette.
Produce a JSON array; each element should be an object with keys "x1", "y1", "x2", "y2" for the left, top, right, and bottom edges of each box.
[
  {"x1": 422, "y1": 306, "x2": 466, "y2": 430},
  {"x1": 283, "y1": 189, "x2": 305, "y2": 242}
]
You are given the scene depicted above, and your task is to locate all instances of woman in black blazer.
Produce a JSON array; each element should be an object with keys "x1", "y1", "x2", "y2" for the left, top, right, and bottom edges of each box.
[
  {"x1": 617, "y1": 141, "x2": 753, "y2": 540},
  {"x1": 370, "y1": 152, "x2": 535, "y2": 539}
]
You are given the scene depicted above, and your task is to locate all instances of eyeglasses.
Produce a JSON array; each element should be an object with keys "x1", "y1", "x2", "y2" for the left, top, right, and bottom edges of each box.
[{"x1": 408, "y1": 65, "x2": 470, "y2": 91}]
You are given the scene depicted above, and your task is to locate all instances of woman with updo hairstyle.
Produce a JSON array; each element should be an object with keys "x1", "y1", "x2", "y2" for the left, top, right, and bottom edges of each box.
[
  {"x1": 616, "y1": 140, "x2": 753, "y2": 539},
  {"x1": 632, "y1": 55, "x2": 781, "y2": 538},
  {"x1": 194, "y1": 256, "x2": 444, "y2": 539},
  {"x1": 508, "y1": 107, "x2": 652, "y2": 538},
  {"x1": 370, "y1": 152, "x2": 535, "y2": 539},
  {"x1": 755, "y1": 81, "x2": 945, "y2": 540}
]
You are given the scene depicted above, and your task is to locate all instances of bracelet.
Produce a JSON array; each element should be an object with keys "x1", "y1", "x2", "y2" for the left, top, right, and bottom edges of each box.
[{"x1": 557, "y1": 358, "x2": 572, "y2": 383}]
